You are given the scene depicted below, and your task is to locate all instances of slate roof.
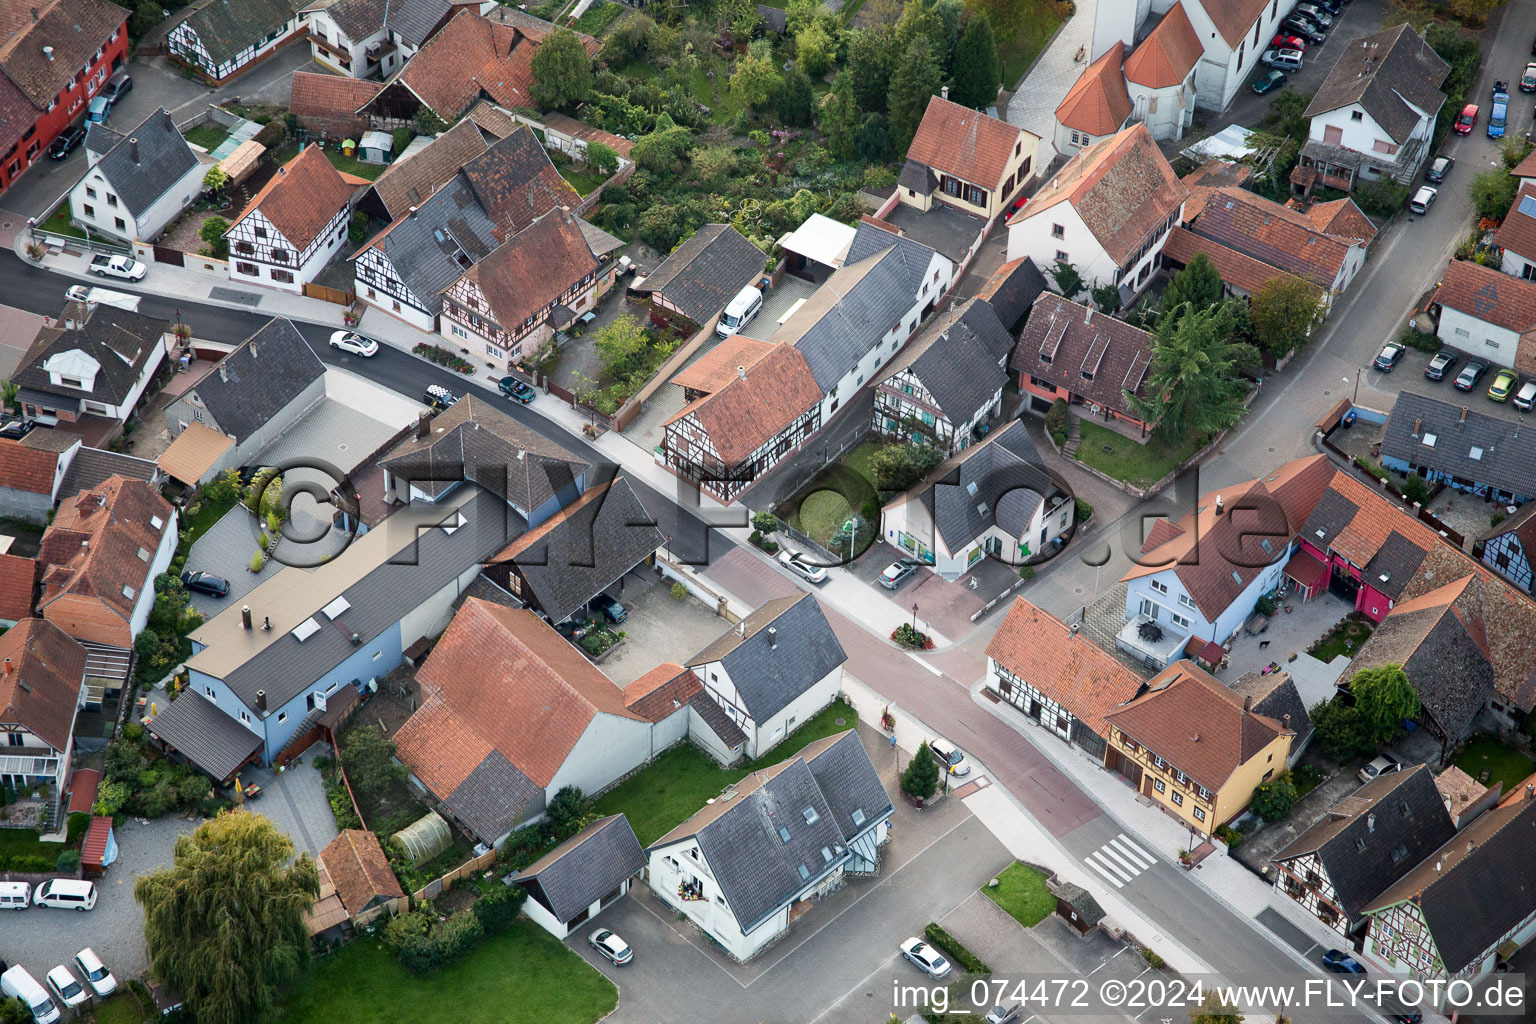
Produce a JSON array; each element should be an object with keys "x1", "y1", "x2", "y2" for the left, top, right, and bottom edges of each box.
[
  {"x1": 83, "y1": 108, "x2": 198, "y2": 220},
  {"x1": 800, "y1": 730, "x2": 895, "y2": 844},
  {"x1": 390, "y1": 0, "x2": 473, "y2": 47},
  {"x1": 364, "y1": 117, "x2": 487, "y2": 220},
  {"x1": 0, "y1": 554, "x2": 35, "y2": 622},
  {"x1": 1104, "y1": 660, "x2": 1291, "y2": 793},
  {"x1": 180, "y1": 0, "x2": 296, "y2": 69},
  {"x1": 38, "y1": 475, "x2": 174, "y2": 631},
  {"x1": 183, "y1": 318, "x2": 324, "y2": 445},
  {"x1": 843, "y1": 219, "x2": 944, "y2": 292},
  {"x1": 319, "y1": 829, "x2": 404, "y2": 916},
  {"x1": 354, "y1": 175, "x2": 501, "y2": 316},
  {"x1": 83, "y1": 122, "x2": 124, "y2": 160},
  {"x1": 1272, "y1": 766, "x2": 1455, "y2": 922},
  {"x1": 1124, "y1": 3, "x2": 1201, "y2": 89},
  {"x1": 1181, "y1": 186, "x2": 1360, "y2": 288},
  {"x1": 1363, "y1": 793, "x2": 1536, "y2": 973},
  {"x1": 1381, "y1": 389, "x2": 1536, "y2": 499},
  {"x1": 144, "y1": 687, "x2": 262, "y2": 779},
  {"x1": 377, "y1": 393, "x2": 587, "y2": 507},
  {"x1": 460, "y1": 126, "x2": 580, "y2": 234},
  {"x1": 880, "y1": 298, "x2": 1012, "y2": 423},
  {"x1": 688, "y1": 593, "x2": 845, "y2": 723},
  {"x1": 1013, "y1": 292, "x2": 1155, "y2": 421},
  {"x1": 229, "y1": 144, "x2": 358, "y2": 251},
  {"x1": 1228, "y1": 671, "x2": 1312, "y2": 748},
  {"x1": 908, "y1": 420, "x2": 1058, "y2": 552},
  {"x1": 1012, "y1": 124, "x2": 1187, "y2": 267},
  {"x1": 0, "y1": 0, "x2": 127, "y2": 109},
  {"x1": 1056, "y1": 44, "x2": 1132, "y2": 137},
  {"x1": 985, "y1": 598, "x2": 1144, "y2": 736},
  {"x1": 662, "y1": 341, "x2": 821, "y2": 466},
  {"x1": 0, "y1": 618, "x2": 86, "y2": 751},
  {"x1": 1054, "y1": 882, "x2": 1106, "y2": 924},
  {"x1": 905, "y1": 94, "x2": 1029, "y2": 189},
  {"x1": 1432, "y1": 258, "x2": 1536, "y2": 334},
  {"x1": 463, "y1": 209, "x2": 598, "y2": 331},
  {"x1": 486, "y1": 476, "x2": 663, "y2": 624},
  {"x1": 688, "y1": 689, "x2": 748, "y2": 747},
  {"x1": 441, "y1": 748, "x2": 542, "y2": 842},
  {"x1": 57, "y1": 447, "x2": 156, "y2": 500},
  {"x1": 635, "y1": 224, "x2": 764, "y2": 325},
  {"x1": 974, "y1": 256, "x2": 1046, "y2": 332},
  {"x1": 186, "y1": 485, "x2": 519, "y2": 712},
  {"x1": 515, "y1": 814, "x2": 645, "y2": 923},
  {"x1": 13, "y1": 304, "x2": 168, "y2": 408},
  {"x1": 1304, "y1": 24, "x2": 1449, "y2": 145}
]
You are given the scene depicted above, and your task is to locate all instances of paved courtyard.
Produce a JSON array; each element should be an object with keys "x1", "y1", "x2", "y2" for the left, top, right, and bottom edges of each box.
[
  {"x1": 185, "y1": 505, "x2": 266, "y2": 616},
  {"x1": 1212, "y1": 591, "x2": 1353, "y2": 697},
  {"x1": 594, "y1": 568, "x2": 732, "y2": 686},
  {"x1": 232, "y1": 756, "x2": 339, "y2": 860}
]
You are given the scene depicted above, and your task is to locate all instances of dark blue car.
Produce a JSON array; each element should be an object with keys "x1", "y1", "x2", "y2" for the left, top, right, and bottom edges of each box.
[{"x1": 1322, "y1": 949, "x2": 1365, "y2": 974}]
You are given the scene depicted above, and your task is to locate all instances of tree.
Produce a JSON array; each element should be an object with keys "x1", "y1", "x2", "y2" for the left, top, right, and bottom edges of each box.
[
  {"x1": 902, "y1": 742, "x2": 940, "y2": 800},
  {"x1": 585, "y1": 141, "x2": 619, "y2": 176},
  {"x1": 774, "y1": 65, "x2": 815, "y2": 127},
  {"x1": 593, "y1": 314, "x2": 652, "y2": 380},
  {"x1": 895, "y1": 0, "x2": 945, "y2": 57},
  {"x1": 1470, "y1": 167, "x2": 1518, "y2": 222},
  {"x1": 868, "y1": 442, "x2": 943, "y2": 491},
  {"x1": 786, "y1": 0, "x2": 820, "y2": 35},
  {"x1": 339, "y1": 724, "x2": 408, "y2": 804},
  {"x1": 1310, "y1": 699, "x2": 1376, "y2": 760},
  {"x1": 1250, "y1": 276, "x2": 1325, "y2": 357},
  {"x1": 135, "y1": 812, "x2": 319, "y2": 1024},
  {"x1": 1402, "y1": 474, "x2": 1431, "y2": 505},
  {"x1": 853, "y1": 113, "x2": 893, "y2": 162},
  {"x1": 730, "y1": 40, "x2": 783, "y2": 108},
  {"x1": 719, "y1": 0, "x2": 760, "y2": 40},
  {"x1": 631, "y1": 113, "x2": 695, "y2": 174},
  {"x1": 1090, "y1": 282, "x2": 1120, "y2": 314},
  {"x1": 202, "y1": 165, "x2": 230, "y2": 200},
  {"x1": 1126, "y1": 303, "x2": 1259, "y2": 443},
  {"x1": 949, "y1": 11, "x2": 1000, "y2": 108},
  {"x1": 1269, "y1": 88, "x2": 1309, "y2": 140},
  {"x1": 846, "y1": 29, "x2": 894, "y2": 113},
  {"x1": 821, "y1": 72, "x2": 860, "y2": 161},
  {"x1": 410, "y1": 107, "x2": 447, "y2": 136},
  {"x1": 796, "y1": 23, "x2": 835, "y2": 77},
  {"x1": 887, "y1": 35, "x2": 941, "y2": 154},
  {"x1": 472, "y1": 884, "x2": 527, "y2": 935},
  {"x1": 1160, "y1": 252, "x2": 1223, "y2": 319},
  {"x1": 1447, "y1": 0, "x2": 1502, "y2": 26},
  {"x1": 1191, "y1": 994, "x2": 1244, "y2": 1024},
  {"x1": 198, "y1": 216, "x2": 229, "y2": 259},
  {"x1": 1048, "y1": 260, "x2": 1086, "y2": 300},
  {"x1": 751, "y1": 510, "x2": 779, "y2": 534},
  {"x1": 546, "y1": 785, "x2": 592, "y2": 842},
  {"x1": 1, "y1": 378, "x2": 19, "y2": 412},
  {"x1": 1250, "y1": 771, "x2": 1298, "y2": 822},
  {"x1": 0, "y1": 997, "x2": 32, "y2": 1024},
  {"x1": 1349, "y1": 665, "x2": 1420, "y2": 743},
  {"x1": 531, "y1": 28, "x2": 594, "y2": 111}
]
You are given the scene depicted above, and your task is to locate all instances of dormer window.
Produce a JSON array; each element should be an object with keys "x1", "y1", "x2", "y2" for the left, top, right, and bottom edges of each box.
[{"x1": 150, "y1": 515, "x2": 164, "y2": 530}]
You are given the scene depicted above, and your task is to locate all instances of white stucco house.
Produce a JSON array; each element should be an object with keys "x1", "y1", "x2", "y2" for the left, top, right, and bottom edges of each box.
[
  {"x1": 1496, "y1": 183, "x2": 1536, "y2": 281},
  {"x1": 12, "y1": 304, "x2": 169, "y2": 427},
  {"x1": 1431, "y1": 258, "x2": 1536, "y2": 379},
  {"x1": 225, "y1": 144, "x2": 359, "y2": 294},
  {"x1": 303, "y1": 0, "x2": 474, "y2": 79},
  {"x1": 0, "y1": 620, "x2": 88, "y2": 821},
  {"x1": 70, "y1": 109, "x2": 203, "y2": 244},
  {"x1": 515, "y1": 814, "x2": 646, "y2": 939}
]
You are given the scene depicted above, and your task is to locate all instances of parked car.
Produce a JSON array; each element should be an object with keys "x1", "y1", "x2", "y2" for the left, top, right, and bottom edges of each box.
[
  {"x1": 878, "y1": 558, "x2": 923, "y2": 590},
  {"x1": 327, "y1": 330, "x2": 379, "y2": 357},
  {"x1": 1322, "y1": 949, "x2": 1366, "y2": 974},
  {"x1": 1310, "y1": 0, "x2": 1343, "y2": 13},
  {"x1": 422, "y1": 384, "x2": 458, "y2": 410},
  {"x1": 900, "y1": 937, "x2": 952, "y2": 978},
  {"x1": 1425, "y1": 155, "x2": 1454, "y2": 183},
  {"x1": 1524, "y1": 63, "x2": 1536, "y2": 92},
  {"x1": 44, "y1": 967, "x2": 86, "y2": 1011},
  {"x1": 778, "y1": 550, "x2": 828, "y2": 584},
  {"x1": 1424, "y1": 348, "x2": 1459, "y2": 380},
  {"x1": 101, "y1": 72, "x2": 132, "y2": 103},
  {"x1": 47, "y1": 125, "x2": 86, "y2": 159},
  {"x1": 1293, "y1": 4, "x2": 1333, "y2": 26},
  {"x1": 498, "y1": 376, "x2": 535, "y2": 403},
  {"x1": 985, "y1": 1008, "x2": 1022, "y2": 1024},
  {"x1": 1488, "y1": 367, "x2": 1520, "y2": 402},
  {"x1": 1252, "y1": 69, "x2": 1287, "y2": 95},
  {"x1": 72, "y1": 950, "x2": 115, "y2": 998},
  {"x1": 1408, "y1": 186, "x2": 1437, "y2": 214},
  {"x1": 1, "y1": 966, "x2": 58, "y2": 1024},
  {"x1": 1454, "y1": 103, "x2": 1479, "y2": 134},
  {"x1": 90, "y1": 254, "x2": 145, "y2": 280},
  {"x1": 1358, "y1": 753, "x2": 1402, "y2": 784},
  {"x1": 1489, "y1": 90, "x2": 1509, "y2": 138},
  {"x1": 1373, "y1": 343, "x2": 1405, "y2": 371},
  {"x1": 1454, "y1": 358, "x2": 1490, "y2": 390},
  {"x1": 180, "y1": 570, "x2": 230, "y2": 597},
  {"x1": 588, "y1": 593, "x2": 627, "y2": 624},
  {"x1": 1514, "y1": 380, "x2": 1536, "y2": 412},
  {"x1": 588, "y1": 928, "x2": 633, "y2": 966},
  {"x1": 85, "y1": 94, "x2": 110, "y2": 123},
  {"x1": 1271, "y1": 33, "x2": 1308, "y2": 52},
  {"x1": 1281, "y1": 17, "x2": 1326, "y2": 43},
  {"x1": 929, "y1": 738, "x2": 971, "y2": 777},
  {"x1": 1261, "y1": 48, "x2": 1303, "y2": 71}
]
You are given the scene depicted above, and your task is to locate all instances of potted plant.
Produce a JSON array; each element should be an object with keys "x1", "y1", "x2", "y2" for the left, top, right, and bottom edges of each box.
[{"x1": 24, "y1": 242, "x2": 45, "y2": 263}]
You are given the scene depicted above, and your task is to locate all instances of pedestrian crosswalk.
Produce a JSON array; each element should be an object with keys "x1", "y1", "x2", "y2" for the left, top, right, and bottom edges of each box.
[{"x1": 1083, "y1": 834, "x2": 1156, "y2": 888}]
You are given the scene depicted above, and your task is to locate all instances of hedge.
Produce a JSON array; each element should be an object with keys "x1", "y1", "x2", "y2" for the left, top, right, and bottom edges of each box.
[{"x1": 923, "y1": 922, "x2": 990, "y2": 974}]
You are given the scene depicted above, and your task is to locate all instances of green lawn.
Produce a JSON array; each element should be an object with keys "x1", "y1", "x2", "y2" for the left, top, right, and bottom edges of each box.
[
  {"x1": 998, "y1": 1, "x2": 1072, "y2": 86},
  {"x1": 842, "y1": 439, "x2": 883, "y2": 491},
  {"x1": 983, "y1": 863, "x2": 1054, "y2": 928},
  {"x1": 0, "y1": 827, "x2": 64, "y2": 861},
  {"x1": 284, "y1": 919, "x2": 616, "y2": 1024},
  {"x1": 272, "y1": 143, "x2": 387, "y2": 181},
  {"x1": 1455, "y1": 735, "x2": 1536, "y2": 793},
  {"x1": 1073, "y1": 422, "x2": 1201, "y2": 489},
  {"x1": 557, "y1": 164, "x2": 610, "y2": 197},
  {"x1": 799, "y1": 489, "x2": 854, "y2": 547},
  {"x1": 39, "y1": 202, "x2": 86, "y2": 239},
  {"x1": 181, "y1": 492, "x2": 239, "y2": 550},
  {"x1": 594, "y1": 700, "x2": 860, "y2": 845},
  {"x1": 183, "y1": 123, "x2": 230, "y2": 151},
  {"x1": 1307, "y1": 616, "x2": 1373, "y2": 663},
  {"x1": 89, "y1": 989, "x2": 155, "y2": 1024}
]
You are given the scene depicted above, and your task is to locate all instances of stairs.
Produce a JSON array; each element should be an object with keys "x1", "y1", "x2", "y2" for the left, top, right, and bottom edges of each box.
[{"x1": 1062, "y1": 416, "x2": 1082, "y2": 458}]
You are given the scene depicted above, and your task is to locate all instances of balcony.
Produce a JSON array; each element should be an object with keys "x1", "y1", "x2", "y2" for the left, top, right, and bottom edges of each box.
[
  {"x1": 1115, "y1": 613, "x2": 1189, "y2": 670},
  {"x1": 365, "y1": 39, "x2": 397, "y2": 65}
]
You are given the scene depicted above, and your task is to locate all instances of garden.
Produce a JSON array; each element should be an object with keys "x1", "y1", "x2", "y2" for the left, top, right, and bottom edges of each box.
[
  {"x1": 771, "y1": 438, "x2": 946, "y2": 557},
  {"x1": 1073, "y1": 422, "x2": 1202, "y2": 490},
  {"x1": 1307, "y1": 614, "x2": 1373, "y2": 664},
  {"x1": 1455, "y1": 735, "x2": 1536, "y2": 793}
]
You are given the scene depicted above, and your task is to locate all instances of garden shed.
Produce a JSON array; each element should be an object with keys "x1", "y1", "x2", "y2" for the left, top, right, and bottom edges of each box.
[
  {"x1": 1053, "y1": 882, "x2": 1104, "y2": 936},
  {"x1": 359, "y1": 131, "x2": 394, "y2": 164}
]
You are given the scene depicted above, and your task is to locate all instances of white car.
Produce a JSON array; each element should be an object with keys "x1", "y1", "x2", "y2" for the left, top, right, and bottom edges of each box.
[
  {"x1": 1261, "y1": 48, "x2": 1303, "y2": 71},
  {"x1": 1409, "y1": 186, "x2": 1437, "y2": 214},
  {"x1": 73, "y1": 948, "x2": 116, "y2": 997},
  {"x1": 930, "y1": 739, "x2": 971, "y2": 778},
  {"x1": 778, "y1": 550, "x2": 827, "y2": 584},
  {"x1": 1358, "y1": 754, "x2": 1403, "y2": 784},
  {"x1": 328, "y1": 331, "x2": 380, "y2": 357},
  {"x1": 900, "y1": 937, "x2": 951, "y2": 978},
  {"x1": 588, "y1": 927, "x2": 633, "y2": 966},
  {"x1": 44, "y1": 966, "x2": 87, "y2": 1010}
]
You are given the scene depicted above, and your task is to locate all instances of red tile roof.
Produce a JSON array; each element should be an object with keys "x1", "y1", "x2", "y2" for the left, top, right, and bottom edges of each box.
[
  {"x1": 81, "y1": 815, "x2": 112, "y2": 869},
  {"x1": 319, "y1": 829, "x2": 404, "y2": 915},
  {"x1": 671, "y1": 333, "x2": 776, "y2": 393},
  {"x1": 465, "y1": 209, "x2": 597, "y2": 331},
  {"x1": 0, "y1": 553, "x2": 36, "y2": 622},
  {"x1": 0, "y1": 438, "x2": 58, "y2": 495},
  {"x1": 1163, "y1": 226, "x2": 1311, "y2": 295},
  {"x1": 1104, "y1": 660, "x2": 1291, "y2": 793},
  {"x1": 986, "y1": 598, "x2": 1144, "y2": 735},
  {"x1": 1303, "y1": 198, "x2": 1378, "y2": 245},
  {"x1": 1012, "y1": 292, "x2": 1154, "y2": 420},
  {"x1": 229, "y1": 144, "x2": 358, "y2": 250},
  {"x1": 622, "y1": 662, "x2": 702, "y2": 722},
  {"x1": 0, "y1": 618, "x2": 87, "y2": 751},
  {"x1": 1055, "y1": 44, "x2": 1132, "y2": 137},
  {"x1": 663, "y1": 343, "x2": 822, "y2": 466},
  {"x1": 1182, "y1": 186, "x2": 1359, "y2": 288},
  {"x1": 1496, "y1": 182, "x2": 1536, "y2": 261},
  {"x1": 1201, "y1": 0, "x2": 1277, "y2": 48},
  {"x1": 288, "y1": 71, "x2": 380, "y2": 137},
  {"x1": 906, "y1": 94, "x2": 1030, "y2": 189},
  {"x1": 1513, "y1": 149, "x2": 1536, "y2": 180},
  {"x1": 365, "y1": 117, "x2": 488, "y2": 219},
  {"x1": 0, "y1": 0, "x2": 127, "y2": 109},
  {"x1": 542, "y1": 111, "x2": 633, "y2": 158},
  {"x1": 1124, "y1": 4, "x2": 1201, "y2": 89},
  {"x1": 66, "y1": 767, "x2": 99, "y2": 814},
  {"x1": 1432, "y1": 258, "x2": 1536, "y2": 335},
  {"x1": 1013, "y1": 124, "x2": 1187, "y2": 266}
]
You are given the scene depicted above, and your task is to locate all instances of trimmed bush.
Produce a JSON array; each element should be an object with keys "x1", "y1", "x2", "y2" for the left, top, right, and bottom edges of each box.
[
  {"x1": 472, "y1": 884, "x2": 527, "y2": 935},
  {"x1": 922, "y1": 922, "x2": 989, "y2": 973}
]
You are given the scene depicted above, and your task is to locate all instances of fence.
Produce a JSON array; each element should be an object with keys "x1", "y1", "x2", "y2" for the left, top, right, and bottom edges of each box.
[
  {"x1": 304, "y1": 282, "x2": 356, "y2": 306},
  {"x1": 410, "y1": 847, "x2": 498, "y2": 902},
  {"x1": 970, "y1": 572, "x2": 1031, "y2": 622},
  {"x1": 1317, "y1": 426, "x2": 1467, "y2": 549},
  {"x1": 656, "y1": 550, "x2": 745, "y2": 623},
  {"x1": 34, "y1": 231, "x2": 129, "y2": 257}
]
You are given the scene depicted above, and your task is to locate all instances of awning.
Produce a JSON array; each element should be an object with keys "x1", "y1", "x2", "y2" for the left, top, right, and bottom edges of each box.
[
  {"x1": 144, "y1": 690, "x2": 263, "y2": 781},
  {"x1": 1284, "y1": 548, "x2": 1330, "y2": 593}
]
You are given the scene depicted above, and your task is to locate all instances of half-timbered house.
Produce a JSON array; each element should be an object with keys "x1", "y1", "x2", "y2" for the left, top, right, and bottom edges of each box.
[
  {"x1": 168, "y1": 0, "x2": 304, "y2": 83},
  {"x1": 224, "y1": 145, "x2": 363, "y2": 294},
  {"x1": 1480, "y1": 502, "x2": 1536, "y2": 595}
]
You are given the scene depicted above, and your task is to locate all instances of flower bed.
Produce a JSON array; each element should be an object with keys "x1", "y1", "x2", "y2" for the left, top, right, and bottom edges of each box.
[
  {"x1": 891, "y1": 623, "x2": 934, "y2": 650},
  {"x1": 414, "y1": 343, "x2": 476, "y2": 374}
]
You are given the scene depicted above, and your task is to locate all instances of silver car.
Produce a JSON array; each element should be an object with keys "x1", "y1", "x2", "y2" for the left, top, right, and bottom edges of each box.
[
  {"x1": 879, "y1": 558, "x2": 923, "y2": 590},
  {"x1": 779, "y1": 550, "x2": 828, "y2": 583},
  {"x1": 1358, "y1": 754, "x2": 1402, "y2": 784},
  {"x1": 1409, "y1": 186, "x2": 1437, "y2": 214},
  {"x1": 589, "y1": 927, "x2": 633, "y2": 966},
  {"x1": 900, "y1": 937, "x2": 951, "y2": 978}
]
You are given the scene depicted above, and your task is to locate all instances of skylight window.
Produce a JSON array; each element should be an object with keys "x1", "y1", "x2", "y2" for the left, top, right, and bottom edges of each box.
[
  {"x1": 801, "y1": 806, "x2": 819, "y2": 825},
  {"x1": 292, "y1": 617, "x2": 322, "y2": 642},
  {"x1": 1422, "y1": 433, "x2": 1437, "y2": 448},
  {"x1": 1469, "y1": 446, "x2": 1484, "y2": 461},
  {"x1": 441, "y1": 511, "x2": 467, "y2": 535},
  {"x1": 322, "y1": 596, "x2": 351, "y2": 620},
  {"x1": 851, "y1": 808, "x2": 866, "y2": 826},
  {"x1": 136, "y1": 547, "x2": 150, "y2": 562},
  {"x1": 150, "y1": 515, "x2": 164, "y2": 530},
  {"x1": 121, "y1": 584, "x2": 136, "y2": 599},
  {"x1": 822, "y1": 847, "x2": 833, "y2": 863},
  {"x1": 778, "y1": 827, "x2": 791, "y2": 844},
  {"x1": 966, "y1": 481, "x2": 978, "y2": 496},
  {"x1": 1231, "y1": 570, "x2": 1242, "y2": 584},
  {"x1": 797, "y1": 864, "x2": 810, "y2": 881}
]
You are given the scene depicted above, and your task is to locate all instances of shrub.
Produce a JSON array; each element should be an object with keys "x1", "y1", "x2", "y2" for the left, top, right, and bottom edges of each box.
[
  {"x1": 55, "y1": 849, "x2": 81, "y2": 873},
  {"x1": 751, "y1": 510, "x2": 779, "y2": 535},
  {"x1": 249, "y1": 551, "x2": 265, "y2": 572},
  {"x1": 66, "y1": 812, "x2": 90, "y2": 846},
  {"x1": 1252, "y1": 771, "x2": 1298, "y2": 822},
  {"x1": 1045, "y1": 398, "x2": 1069, "y2": 438},
  {"x1": 1213, "y1": 824, "x2": 1243, "y2": 848},
  {"x1": 1255, "y1": 594, "x2": 1277, "y2": 617},
  {"x1": 472, "y1": 884, "x2": 527, "y2": 935},
  {"x1": 669, "y1": 581, "x2": 688, "y2": 600},
  {"x1": 1402, "y1": 475, "x2": 1431, "y2": 506},
  {"x1": 546, "y1": 786, "x2": 591, "y2": 842},
  {"x1": 1141, "y1": 948, "x2": 1165, "y2": 968},
  {"x1": 922, "y1": 923, "x2": 989, "y2": 973},
  {"x1": 1075, "y1": 497, "x2": 1093, "y2": 522},
  {"x1": 1019, "y1": 565, "x2": 1035, "y2": 581}
]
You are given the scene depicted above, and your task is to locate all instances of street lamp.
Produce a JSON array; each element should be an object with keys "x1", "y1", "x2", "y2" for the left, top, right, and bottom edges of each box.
[
  {"x1": 1343, "y1": 373, "x2": 1360, "y2": 404},
  {"x1": 911, "y1": 603, "x2": 919, "y2": 630}
]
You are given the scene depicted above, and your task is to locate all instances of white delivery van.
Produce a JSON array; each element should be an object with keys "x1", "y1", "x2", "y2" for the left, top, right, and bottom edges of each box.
[
  {"x1": 34, "y1": 878, "x2": 96, "y2": 911},
  {"x1": 716, "y1": 284, "x2": 763, "y2": 338},
  {"x1": 1, "y1": 966, "x2": 60, "y2": 1024},
  {"x1": 0, "y1": 881, "x2": 29, "y2": 910}
]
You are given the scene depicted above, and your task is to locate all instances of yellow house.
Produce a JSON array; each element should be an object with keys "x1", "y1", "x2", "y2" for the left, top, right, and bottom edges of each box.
[
  {"x1": 897, "y1": 94, "x2": 1039, "y2": 224},
  {"x1": 1102, "y1": 660, "x2": 1293, "y2": 835}
]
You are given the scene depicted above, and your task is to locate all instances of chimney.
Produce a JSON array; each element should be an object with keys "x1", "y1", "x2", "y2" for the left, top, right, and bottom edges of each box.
[
  {"x1": 1190, "y1": 731, "x2": 1200, "y2": 742},
  {"x1": 1367, "y1": 813, "x2": 1375, "y2": 832},
  {"x1": 1242, "y1": 694, "x2": 1252, "y2": 713},
  {"x1": 42, "y1": 45, "x2": 52, "y2": 61},
  {"x1": 1283, "y1": 713, "x2": 1291, "y2": 731},
  {"x1": 941, "y1": 85, "x2": 949, "y2": 100},
  {"x1": 255, "y1": 689, "x2": 267, "y2": 712},
  {"x1": 261, "y1": 616, "x2": 271, "y2": 631},
  {"x1": 30, "y1": 8, "x2": 38, "y2": 21},
  {"x1": 351, "y1": 632, "x2": 361, "y2": 646},
  {"x1": 1069, "y1": 622, "x2": 1079, "y2": 635},
  {"x1": 129, "y1": 137, "x2": 138, "y2": 164},
  {"x1": 737, "y1": 365, "x2": 746, "y2": 381},
  {"x1": 2, "y1": 658, "x2": 9, "y2": 676},
  {"x1": 416, "y1": 411, "x2": 431, "y2": 439},
  {"x1": 1467, "y1": 840, "x2": 1474, "y2": 852},
  {"x1": 241, "y1": 605, "x2": 252, "y2": 630},
  {"x1": 1413, "y1": 417, "x2": 1422, "y2": 437},
  {"x1": 80, "y1": 539, "x2": 88, "y2": 550},
  {"x1": 768, "y1": 627, "x2": 777, "y2": 649},
  {"x1": 1215, "y1": 495, "x2": 1225, "y2": 515},
  {"x1": 1459, "y1": 406, "x2": 1469, "y2": 425}
]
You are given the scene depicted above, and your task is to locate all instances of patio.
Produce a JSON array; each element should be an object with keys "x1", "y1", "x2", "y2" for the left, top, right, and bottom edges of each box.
[{"x1": 1212, "y1": 592, "x2": 1354, "y2": 707}]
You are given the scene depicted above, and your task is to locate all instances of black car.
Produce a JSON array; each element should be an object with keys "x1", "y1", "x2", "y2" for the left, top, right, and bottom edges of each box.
[
  {"x1": 1281, "y1": 16, "x2": 1326, "y2": 43},
  {"x1": 180, "y1": 570, "x2": 231, "y2": 597},
  {"x1": 588, "y1": 594, "x2": 627, "y2": 624},
  {"x1": 1311, "y1": 0, "x2": 1343, "y2": 11},
  {"x1": 1425, "y1": 155, "x2": 1454, "y2": 182},
  {"x1": 1454, "y1": 358, "x2": 1490, "y2": 391},
  {"x1": 101, "y1": 72, "x2": 132, "y2": 103},
  {"x1": 422, "y1": 384, "x2": 458, "y2": 411},
  {"x1": 1373, "y1": 343, "x2": 1405, "y2": 372},
  {"x1": 1424, "y1": 348, "x2": 1459, "y2": 380},
  {"x1": 47, "y1": 125, "x2": 86, "y2": 159},
  {"x1": 498, "y1": 376, "x2": 535, "y2": 404}
]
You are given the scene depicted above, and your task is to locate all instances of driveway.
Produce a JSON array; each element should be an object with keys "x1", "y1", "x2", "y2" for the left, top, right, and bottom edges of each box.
[
  {"x1": 184, "y1": 505, "x2": 265, "y2": 616},
  {"x1": 593, "y1": 568, "x2": 732, "y2": 687}
]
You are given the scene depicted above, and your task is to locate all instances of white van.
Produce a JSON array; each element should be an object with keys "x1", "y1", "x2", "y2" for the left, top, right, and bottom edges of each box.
[
  {"x1": 34, "y1": 879, "x2": 96, "y2": 911},
  {"x1": 716, "y1": 284, "x2": 763, "y2": 338},
  {"x1": 0, "y1": 881, "x2": 30, "y2": 910},
  {"x1": 1, "y1": 966, "x2": 60, "y2": 1024}
]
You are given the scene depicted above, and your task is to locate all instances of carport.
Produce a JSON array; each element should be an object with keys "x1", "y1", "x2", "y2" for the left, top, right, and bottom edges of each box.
[{"x1": 143, "y1": 690, "x2": 263, "y2": 784}]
